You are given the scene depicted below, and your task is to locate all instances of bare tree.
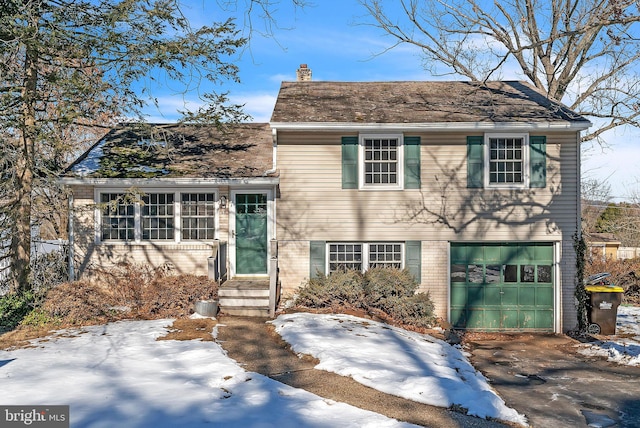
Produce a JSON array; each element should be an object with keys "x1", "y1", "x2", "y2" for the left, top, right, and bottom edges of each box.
[{"x1": 360, "y1": 0, "x2": 640, "y2": 143}]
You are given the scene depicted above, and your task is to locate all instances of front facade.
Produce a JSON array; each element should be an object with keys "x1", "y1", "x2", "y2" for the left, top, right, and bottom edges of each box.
[
  {"x1": 271, "y1": 80, "x2": 590, "y2": 333},
  {"x1": 64, "y1": 79, "x2": 590, "y2": 332}
]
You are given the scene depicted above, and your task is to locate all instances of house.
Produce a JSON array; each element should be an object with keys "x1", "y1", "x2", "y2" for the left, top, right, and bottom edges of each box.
[
  {"x1": 585, "y1": 232, "x2": 621, "y2": 260},
  {"x1": 270, "y1": 72, "x2": 590, "y2": 333},
  {"x1": 63, "y1": 71, "x2": 591, "y2": 332}
]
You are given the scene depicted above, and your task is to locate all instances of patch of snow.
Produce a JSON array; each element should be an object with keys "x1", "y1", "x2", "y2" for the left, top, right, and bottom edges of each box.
[
  {"x1": 70, "y1": 139, "x2": 105, "y2": 176},
  {"x1": 271, "y1": 313, "x2": 527, "y2": 426},
  {"x1": 0, "y1": 319, "x2": 418, "y2": 428}
]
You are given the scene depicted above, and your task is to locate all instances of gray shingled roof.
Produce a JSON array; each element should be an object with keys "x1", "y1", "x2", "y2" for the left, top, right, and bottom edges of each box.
[
  {"x1": 65, "y1": 123, "x2": 274, "y2": 179},
  {"x1": 270, "y1": 80, "x2": 589, "y2": 124}
]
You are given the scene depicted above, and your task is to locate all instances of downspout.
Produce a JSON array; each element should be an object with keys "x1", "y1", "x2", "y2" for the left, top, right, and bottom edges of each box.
[
  {"x1": 262, "y1": 127, "x2": 277, "y2": 176},
  {"x1": 68, "y1": 192, "x2": 75, "y2": 281}
]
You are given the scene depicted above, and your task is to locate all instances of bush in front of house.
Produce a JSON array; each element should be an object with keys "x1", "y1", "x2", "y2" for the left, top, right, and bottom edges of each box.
[
  {"x1": 294, "y1": 267, "x2": 436, "y2": 327},
  {"x1": 295, "y1": 269, "x2": 366, "y2": 309},
  {"x1": 363, "y1": 267, "x2": 418, "y2": 312}
]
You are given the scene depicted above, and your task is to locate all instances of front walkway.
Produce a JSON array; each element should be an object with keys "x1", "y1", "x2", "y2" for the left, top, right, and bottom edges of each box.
[{"x1": 215, "y1": 315, "x2": 510, "y2": 428}]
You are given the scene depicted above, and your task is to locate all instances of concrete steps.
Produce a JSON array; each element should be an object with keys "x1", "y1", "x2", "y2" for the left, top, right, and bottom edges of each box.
[{"x1": 218, "y1": 279, "x2": 270, "y2": 317}]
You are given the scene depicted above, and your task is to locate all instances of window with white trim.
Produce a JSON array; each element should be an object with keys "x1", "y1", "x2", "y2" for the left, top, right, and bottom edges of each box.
[
  {"x1": 360, "y1": 134, "x2": 403, "y2": 189},
  {"x1": 101, "y1": 193, "x2": 135, "y2": 241},
  {"x1": 142, "y1": 193, "x2": 174, "y2": 240},
  {"x1": 181, "y1": 193, "x2": 216, "y2": 240},
  {"x1": 485, "y1": 134, "x2": 529, "y2": 188},
  {"x1": 99, "y1": 190, "x2": 217, "y2": 243},
  {"x1": 328, "y1": 242, "x2": 403, "y2": 273}
]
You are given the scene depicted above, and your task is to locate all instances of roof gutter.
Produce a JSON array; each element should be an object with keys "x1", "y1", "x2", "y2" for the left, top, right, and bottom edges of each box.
[
  {"x1": 270, "y1": 121, "x2": 592, "y2": 132},
  {"x1": 262, "y1": 127, "x2": 277, "y2": 176},
  {"x1": 58, "y1": 176, "x2": 280, "y2": 186}
]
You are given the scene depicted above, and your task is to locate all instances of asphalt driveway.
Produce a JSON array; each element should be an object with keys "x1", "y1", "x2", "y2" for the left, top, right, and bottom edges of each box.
[{"x1": 466, "y1": 333, "x2": 640, "y2": 427}]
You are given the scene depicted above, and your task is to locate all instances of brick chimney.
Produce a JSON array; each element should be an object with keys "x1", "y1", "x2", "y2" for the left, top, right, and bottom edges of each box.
[{"x1": 296, "y1": 64, "x2": 312, "y2": 81}]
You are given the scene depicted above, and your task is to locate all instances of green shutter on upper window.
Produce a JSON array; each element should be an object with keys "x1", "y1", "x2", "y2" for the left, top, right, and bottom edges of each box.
[
  {"x1": 405, "y1": 241, "x2": 422, "y2": 283},
  {"x1": 467, "y1": 136, "x2": 484, "y2": 188},
  {"x1": 529, "y1": 136, "x2": 546, "y2": 188},
  {"x1": 404, "y1": 136, "x2": 421, "y2": 189},
  {"x1": 341, "y1": 136, "x2": 359, "y2": 189},
  {"x1": 310, "y1": 241, "x2": 326, "y2": 278}
]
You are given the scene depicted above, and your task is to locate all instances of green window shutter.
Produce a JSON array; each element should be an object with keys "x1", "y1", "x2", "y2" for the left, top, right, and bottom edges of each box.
[
  {"x1": 342, "y1": 136, "x2": 359, "y2": 189},
  {"x1": 529, "y1": 136, "x2": 546, "y2": 188},
  {"x1": 310, "y1": 241, "x2": 326, "y2": 278},
  {"x1": 467, "y1": 136, "x2": 484, "y2": 188},
  {"x1": 405, "y1": 241, "x2": 422, "y2": 283},
  {"x1": 404, "y1": 136, "x2": 421, "y2": 189}
]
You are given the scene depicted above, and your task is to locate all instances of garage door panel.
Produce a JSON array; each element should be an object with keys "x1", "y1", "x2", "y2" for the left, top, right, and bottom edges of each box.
[
  {"x1": 450, "y1": 286, "x2": 467, "y2": 307},
  {"x1": 536, "y1": 286, "x2": 554, "y2": 306},
  {"x1": 519, "y1": 287, "x2": 536, "y2": 305},
  {"x1": 502, "y1": 310, "x2": 519, "y2": 329},
  {"x1": 501, "y1": 287, "x2": 519, "y2": 305}
]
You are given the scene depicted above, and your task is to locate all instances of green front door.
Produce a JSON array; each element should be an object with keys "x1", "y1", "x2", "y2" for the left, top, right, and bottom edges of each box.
[
  {"x1": 235, "y1": 193, "x2": 268, "y2": 275},
  {"x1": 450, "y1": 243, "x2": 554, "y2": 331}
]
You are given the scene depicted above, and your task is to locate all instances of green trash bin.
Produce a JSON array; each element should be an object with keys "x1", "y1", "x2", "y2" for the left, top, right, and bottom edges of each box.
[{"x1": 585, "y1": 284, "x2": 623, "y2": 335}]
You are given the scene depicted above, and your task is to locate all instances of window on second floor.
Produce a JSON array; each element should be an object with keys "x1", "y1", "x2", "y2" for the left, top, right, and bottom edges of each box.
[
  {"x1": 486, "y1": 134, "x2": 528, "y2": 188},
  {"x1": 360, "y1": 135, "x2": 403, "y2": 189}
]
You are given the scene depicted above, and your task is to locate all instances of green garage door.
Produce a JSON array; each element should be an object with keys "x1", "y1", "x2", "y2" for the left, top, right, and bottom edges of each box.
[{"x1": 450, "y1": 243, "x2": 554, "y2": 331}]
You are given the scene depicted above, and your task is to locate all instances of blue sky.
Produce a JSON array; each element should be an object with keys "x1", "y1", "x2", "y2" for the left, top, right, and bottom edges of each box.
[{"x1": 142, "y1": 0, "x2": 639, "y2": 201}]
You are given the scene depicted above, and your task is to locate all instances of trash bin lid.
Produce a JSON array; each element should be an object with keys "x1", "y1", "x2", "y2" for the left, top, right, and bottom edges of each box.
[{"x1": 585, "y1": 285, "x2": 624, "y2": 293}]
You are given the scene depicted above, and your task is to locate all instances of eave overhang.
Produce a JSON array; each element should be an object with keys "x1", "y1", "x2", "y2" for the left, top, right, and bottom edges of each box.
[{"x1": 269, "y1": 121, "x2": 592, "y2": 132}]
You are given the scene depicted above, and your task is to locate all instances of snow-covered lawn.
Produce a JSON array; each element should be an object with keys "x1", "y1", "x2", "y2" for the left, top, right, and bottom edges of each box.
[
  {"x1": 0, "y1": 319, "x2": 417, "y2": 428},
  {"x1": 0, "y1": 313, "x2": 531, "y2": 427},
  {"x1": 271, "y1": 313, "x2": 526, "y2": 425},
  {"x1": 578, "y1": 305, "x2": 640, "y2": 366}
]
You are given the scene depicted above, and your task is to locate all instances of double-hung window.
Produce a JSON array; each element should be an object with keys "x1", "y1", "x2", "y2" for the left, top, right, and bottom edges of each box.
[
  {"x1": 142, "y1": 193, "x2": 174, "y2": 240},
  {"x1": 328, "y1": 242, "x2": 403, "y2": 273},
  {"x1": 181, "y1": 193, "x2": 216, "y2": 240},
  {"x1": 100, "y1": 193, "x2": 135, "y2": 241},
  {"x1": 485, "y1": 133, "x2": 529, "y2": 188},
  {"x1": 360, "y1": 134, "x2": 403, "y2": 189},
  {"x1": 99, "y1": 190, "x2": 217, "y2": 243}
]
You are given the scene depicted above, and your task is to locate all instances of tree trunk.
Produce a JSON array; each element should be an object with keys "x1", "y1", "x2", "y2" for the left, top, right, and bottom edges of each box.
[{"x1": 10, "y1": 39, "x2": 38, "y2": 293}]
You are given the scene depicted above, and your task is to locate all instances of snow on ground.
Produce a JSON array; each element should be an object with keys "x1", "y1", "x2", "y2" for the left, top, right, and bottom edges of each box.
[
  {"x1": 0, "y1": 319, "x2": 418, "y2": 428},
  {"x1": 271, "y1": 313, "x2": 527, "y2": 426},
  {"x1": 578, "y1": 305, "x2": 640, "y2": 366}
]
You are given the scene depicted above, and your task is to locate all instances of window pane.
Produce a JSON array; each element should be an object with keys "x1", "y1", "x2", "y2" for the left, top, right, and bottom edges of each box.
[
  {"x1": 468, "y1": 264, "x2": 483, "y2": 283},
  {"x1": 521, "y1": 265, "x2": 535, "y2": 282},
  {"x1": 537, "y1": 265, "x2": 552, "y2": 283},
  {"x1": 451, "y1": 264, "x2": 466, "y2": 282},
  {"x1": 369, "y1": 243, "x2": 402, "y2": 269},
  {"x1": 504, "y1": 265, "x2": 518, "y2": 282},
  {"x1": 328, "y1": 243, "x2": 363, "y2": 272},
  {"x1": 101, "y1": 193, "x2": 135, "y2": 241},
  {"x1": 363, "y1": 138, "x2": 399, "y2": 186},
  {"x1": 142, "y1": 193, "x2": 174, "y2": 241},
  {"x1": 181, "y1": 193, "x2": 216, "y2": 240},
  {"x1": 489, "y1": 137, "x2": 524, "y2": 184}
]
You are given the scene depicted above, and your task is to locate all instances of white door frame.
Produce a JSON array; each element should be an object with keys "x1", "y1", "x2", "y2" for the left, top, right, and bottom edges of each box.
[{"x1": 229, "y1": 187, "x2": 275, "y2": 278}]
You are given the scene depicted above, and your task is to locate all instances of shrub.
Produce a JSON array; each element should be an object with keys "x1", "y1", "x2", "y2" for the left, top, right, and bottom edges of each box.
[
  {"x1": 0, "y1": 290, "x2": 37, "y2": 331},
  {"x1": 295, "y1": 270, "x2": 366, "y2": 309},
  {"x1": 41, "y1": 281, "x2": 117, "y2": 324},
  {"x1": 364, "y1": 267, "x2": 418, "y2": 312},
  {"x1": 387, "y1": 293, "x2": 436, "y2": 328},
  {"x1": 295, "y1": 267, "x2": 437, "y2": 328}
]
